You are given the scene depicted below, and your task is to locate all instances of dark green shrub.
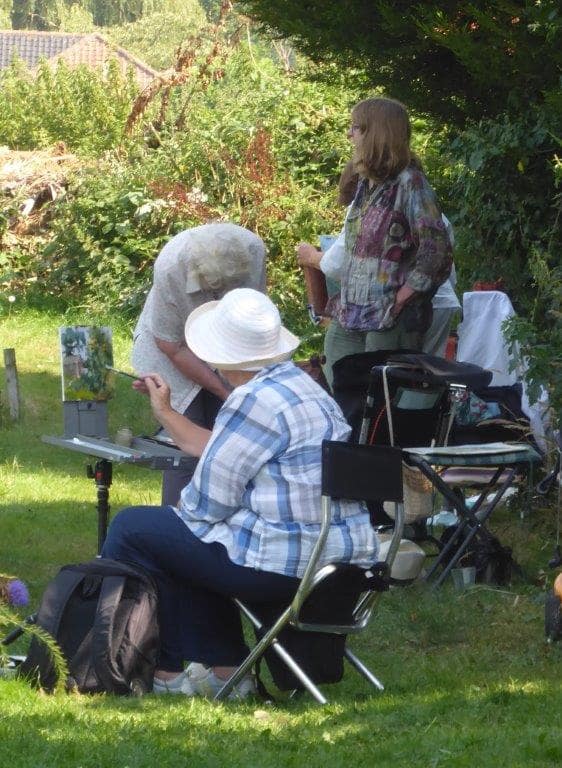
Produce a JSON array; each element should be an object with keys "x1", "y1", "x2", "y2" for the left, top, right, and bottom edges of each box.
[
  {"x1": 443, "y1": 105, "x2": 561, "y2": 310},
  {"x1": 503, "y1": 155, "x2": 562, "y2": 420}
]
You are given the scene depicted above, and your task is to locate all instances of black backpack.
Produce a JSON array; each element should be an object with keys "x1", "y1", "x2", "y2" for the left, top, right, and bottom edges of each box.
[
  {"x1": 19, "y1": 559, "x2": 159, "y2": 695},
  {"x1": 439, "y1": 526, "x2": 522, "y2": 586}
]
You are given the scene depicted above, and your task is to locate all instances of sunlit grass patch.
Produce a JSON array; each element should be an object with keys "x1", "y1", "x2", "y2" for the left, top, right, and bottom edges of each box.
[{"x1": 1, "y1": 308, "x2": 561, "y2": 768}]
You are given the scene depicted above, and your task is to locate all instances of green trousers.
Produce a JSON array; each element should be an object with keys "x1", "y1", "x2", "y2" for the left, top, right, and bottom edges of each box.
[{"x1": 323, "y1": 317, "x2": 424, "y2": 390}]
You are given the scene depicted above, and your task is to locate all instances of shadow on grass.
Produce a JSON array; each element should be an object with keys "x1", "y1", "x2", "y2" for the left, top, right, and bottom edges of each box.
[{"x1": 1, "y1": 581, "x2": 561, "y2": 767}]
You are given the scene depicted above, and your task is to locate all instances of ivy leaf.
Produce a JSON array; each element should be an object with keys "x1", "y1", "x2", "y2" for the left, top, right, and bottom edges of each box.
[{"x1": 468, "y1": 150, "x2": 484, "y2": 171}]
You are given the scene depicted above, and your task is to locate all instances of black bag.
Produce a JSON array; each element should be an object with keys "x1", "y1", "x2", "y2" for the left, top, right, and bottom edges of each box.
[
  {"x1": 250, "y1": 566, "x2": 380, "y2": 691},
  {"x1": 253, "y1": 607, "x2": 347, "y2": 691},
  {"x1": 19, "y1": 559, "x2": 159, "y2": 695},
  {"x1": 439, "y1": 526, "x2": 521, "y2": 586}
]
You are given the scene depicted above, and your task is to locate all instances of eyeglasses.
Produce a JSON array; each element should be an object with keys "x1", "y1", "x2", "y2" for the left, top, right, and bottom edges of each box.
[{"x1": 349, "y1": 124, "x2": 362, "y2": 134}]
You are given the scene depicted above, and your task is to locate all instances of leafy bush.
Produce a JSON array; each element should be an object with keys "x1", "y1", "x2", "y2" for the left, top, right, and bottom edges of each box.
[
  {"x1": 0, "y1": 58, "x2": 138, "y2": 154},
  {"x1": 443, "y1": 105, "x2": 562, "y2": 309},
  {"x1": 32, "y1": 43, "x2": 363, "y2": 349},
  {"x1": 41, "y1": 160, "x2": 173, "y2": 316},
  {"x1": 504, "y1": 250, "x2": 562, "y2": 421},
  {"x1": 502, "y1": 154, "x2": 562, "y2": 422}
]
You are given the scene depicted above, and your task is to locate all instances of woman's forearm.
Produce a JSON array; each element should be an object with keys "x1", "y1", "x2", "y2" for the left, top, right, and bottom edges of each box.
[
  {"x1": 156, "y1": 405, "x2": 211, "y2": 457},
  {"x1": 140, "y1": 373, "x2": 212, "y2": 456},
  {"x1": 155, "y1": 338, "x2": 232, "y2": 400}
]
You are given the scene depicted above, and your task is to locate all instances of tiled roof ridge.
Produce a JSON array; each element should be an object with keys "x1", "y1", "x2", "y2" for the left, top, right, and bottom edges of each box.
[
  {"x1": 88, "y1": 32, "x2": 159, "y2": 77},
  {"x1": 0, "y1": 29, "x2": 160, "y2": 77},
  {"x1": 0, "y1": 30, "x2": 84, "y2": 40}
]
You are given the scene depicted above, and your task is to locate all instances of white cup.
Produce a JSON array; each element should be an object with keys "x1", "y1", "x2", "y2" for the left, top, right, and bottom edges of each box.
[{"x1": 115, "y1": 427, "x2": 133, "y2": 447}]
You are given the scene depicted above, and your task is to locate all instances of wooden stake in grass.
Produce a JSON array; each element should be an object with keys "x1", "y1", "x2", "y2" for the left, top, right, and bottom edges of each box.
[{"x1": 3, "y1": 348, "x2": 21, "y2": 422}]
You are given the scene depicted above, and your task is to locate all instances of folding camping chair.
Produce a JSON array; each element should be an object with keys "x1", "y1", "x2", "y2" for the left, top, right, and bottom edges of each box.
[
  {"x1": 214, "y1": 440, "x2": 405, "y2": 704},
  {"x1": 356, "y1": 355, "x2": 541, "y2": 587},
  {"x1": 404, "y1": 443, "x2": 540, "y2": 586}
]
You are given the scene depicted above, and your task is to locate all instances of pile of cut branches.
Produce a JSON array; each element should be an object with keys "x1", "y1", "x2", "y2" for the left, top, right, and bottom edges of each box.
[{"x1": 0, "y1": 144, "x2": 78, "y2": 242}]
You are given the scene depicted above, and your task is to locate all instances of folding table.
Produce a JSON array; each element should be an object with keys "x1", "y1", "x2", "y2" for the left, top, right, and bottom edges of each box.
[{"x1": 404, "y1": 442, "x2": 541, "y2": 587}]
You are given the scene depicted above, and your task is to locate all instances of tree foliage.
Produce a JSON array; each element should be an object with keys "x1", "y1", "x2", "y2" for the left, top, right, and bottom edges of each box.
[
  {"x1": 447, "y1": 105, "x2": 561, "y2": 309},
  {"x1": 107, "y1": 2, "x2": 207, "y2": 69},
  {"x1": 8, "y1": 0, "x2": 188, "y2": 29},
  {"x1": 235, "y1": 0, "x2": 562, "y2": 124},
  {"x1": 0, "y1": 0, "x2": 11, "y2": 24}
]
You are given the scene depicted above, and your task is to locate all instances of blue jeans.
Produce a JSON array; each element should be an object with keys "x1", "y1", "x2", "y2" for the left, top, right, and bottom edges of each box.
[{"x1": 101, "y1": 505, "x2": 300, "y2": 671}]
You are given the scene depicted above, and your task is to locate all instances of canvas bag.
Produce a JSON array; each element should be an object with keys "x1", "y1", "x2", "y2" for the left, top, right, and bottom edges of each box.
[
  {"x1": 249, "y1": 566, "x2": 382, "y2": 691},
  {"x1": 19, "y1": 559, "x2": 159, "y2": 695}
]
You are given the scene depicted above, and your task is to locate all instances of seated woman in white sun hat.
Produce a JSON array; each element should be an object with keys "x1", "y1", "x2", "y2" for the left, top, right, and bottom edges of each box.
[{"x1": 102, "y1": 288, "x2": 379, "y2": 699}]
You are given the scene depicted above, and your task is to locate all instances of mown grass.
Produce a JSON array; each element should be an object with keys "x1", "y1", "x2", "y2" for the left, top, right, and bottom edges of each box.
[{"x1": 1, "y1": 308, "x2": 561, "y2": 768}]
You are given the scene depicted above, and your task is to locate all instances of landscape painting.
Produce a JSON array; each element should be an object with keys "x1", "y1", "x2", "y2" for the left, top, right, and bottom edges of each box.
[{"x1": 59, "y1": 326, "x2": 114, "y2": 401}]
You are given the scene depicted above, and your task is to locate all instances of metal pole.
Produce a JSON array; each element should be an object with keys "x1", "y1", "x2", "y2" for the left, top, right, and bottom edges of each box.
[{"x1": 87, "y1": 459, "x2": 113, "y2": 554}]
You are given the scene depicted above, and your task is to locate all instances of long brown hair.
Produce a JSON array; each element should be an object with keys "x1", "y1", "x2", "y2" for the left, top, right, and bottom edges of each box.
[
  {"x1": 338, "y1": 160, "x2": 360, "y2": 206},
  {"x1": 351, "y1": 97, "x2": 415, "y2": 183}
]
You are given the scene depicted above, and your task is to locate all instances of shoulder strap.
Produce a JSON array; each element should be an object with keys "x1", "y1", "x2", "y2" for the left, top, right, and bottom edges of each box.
[
  {"x1": 36, "y1": 568, "x2": 87, "y2": 639},
  {"x1": 91, "y1": 575, "x2": 129, "y2": 693},
  {"x1": 19, "y1": 567, "x2": 86, "y2": 689}
]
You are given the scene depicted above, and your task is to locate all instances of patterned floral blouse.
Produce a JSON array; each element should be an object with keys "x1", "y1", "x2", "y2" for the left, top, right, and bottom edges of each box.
[{"x1": 335, "y1": 164, "x2": 452, "y2": 333}]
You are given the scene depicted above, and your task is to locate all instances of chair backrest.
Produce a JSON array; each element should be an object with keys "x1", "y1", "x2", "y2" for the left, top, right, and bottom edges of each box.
[
  {"x1": 357, "y1": 357, "x2": 494, "y2": 449},
  {"x1": 332, "y1": 351, "x2": 492, "y2": 444},
  {"x1": 321, "y1": 440, "x2": 403, "y2": 503},
  {"x1": 360, "y1": 365, "x2": 450, "y2": 448},
  {"x1": 290, "y1": 441, "x2": 405, "y2": 635},
  {"x1": 331, "y1": 349, "x2": 419, "y2": 441}
]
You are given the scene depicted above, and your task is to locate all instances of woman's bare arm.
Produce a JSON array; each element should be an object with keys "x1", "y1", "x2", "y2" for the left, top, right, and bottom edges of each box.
[{"x1": 134, "y1": 373, "x2": 212, "y2": 457}]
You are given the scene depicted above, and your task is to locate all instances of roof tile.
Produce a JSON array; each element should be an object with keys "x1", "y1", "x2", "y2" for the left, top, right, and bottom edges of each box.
[{"x1": 0, "y1": 30, "x2": 158, "y2": 88}]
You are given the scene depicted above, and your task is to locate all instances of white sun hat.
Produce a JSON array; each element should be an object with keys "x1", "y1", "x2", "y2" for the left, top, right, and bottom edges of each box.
[{"x1": 185, "y1": 288, "x2": 300, "y2": 370}]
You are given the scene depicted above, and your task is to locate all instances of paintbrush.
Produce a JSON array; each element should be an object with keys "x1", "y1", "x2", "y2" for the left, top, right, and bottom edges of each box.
[{"x1": 105, "y1": 365, "x2": 138, "y2": 380}]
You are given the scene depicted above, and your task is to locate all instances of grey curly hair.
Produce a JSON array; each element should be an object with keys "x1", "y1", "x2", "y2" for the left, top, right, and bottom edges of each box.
[{"x1": 187, "y1": 223, "x2": 266, "y2": 293}]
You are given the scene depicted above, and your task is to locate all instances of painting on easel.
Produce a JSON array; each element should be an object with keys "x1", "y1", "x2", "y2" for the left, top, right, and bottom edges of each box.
[{"x1": 59, "y1": 326, "x2": 114, "y2": 401}]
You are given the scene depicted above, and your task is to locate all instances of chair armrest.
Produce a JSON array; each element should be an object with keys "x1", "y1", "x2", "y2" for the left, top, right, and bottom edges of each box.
[
  {"x1": 383, "y1": 500, "x2": 405, "y2": 569},
  {"x1": 290, "y1": 495, "x2": 332, "y2": 617}
]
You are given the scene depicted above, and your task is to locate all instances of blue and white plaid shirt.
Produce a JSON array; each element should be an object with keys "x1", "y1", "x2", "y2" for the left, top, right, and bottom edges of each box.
[{"x1": 177, "y1": 362, "x2": 378, "y2": 578}]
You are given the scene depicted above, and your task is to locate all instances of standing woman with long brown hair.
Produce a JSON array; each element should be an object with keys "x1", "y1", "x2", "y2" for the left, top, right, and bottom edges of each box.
[{"x1": 298, "y1": 97, "x2": 452, "y2": 387}]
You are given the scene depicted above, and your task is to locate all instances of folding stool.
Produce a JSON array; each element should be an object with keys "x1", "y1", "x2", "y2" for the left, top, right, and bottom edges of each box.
[{"x1": 215, "y1": 440, "x2": 405, "y2": 704}]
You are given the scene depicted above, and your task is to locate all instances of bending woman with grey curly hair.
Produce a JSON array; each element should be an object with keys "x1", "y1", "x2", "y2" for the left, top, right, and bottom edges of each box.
[{"x1": 132, "y1": 223, "x2": 267, "y2": 505}]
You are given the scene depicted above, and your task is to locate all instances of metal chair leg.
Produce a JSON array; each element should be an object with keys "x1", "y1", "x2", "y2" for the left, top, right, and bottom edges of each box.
[
  {"x1": 344, "y1": 648, "x2": 384, "y2": 691},
  {"x1": 214, "y1": 605, "x2": 291, "y2": 701},
  {"x1": 214, "y1": 601, "x2": 328, "y2": 704},
  {"x1": 268, "y1": 642, "x2": 328, "y2": 704}
]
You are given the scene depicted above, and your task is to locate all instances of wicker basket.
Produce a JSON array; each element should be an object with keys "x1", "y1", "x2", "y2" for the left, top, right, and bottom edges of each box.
[{"x1": 384, "y1": 463, "x2": 434, "y2": 524}]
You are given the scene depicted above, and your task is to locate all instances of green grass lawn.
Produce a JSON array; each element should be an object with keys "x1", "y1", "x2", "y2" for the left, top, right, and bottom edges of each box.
[{"x1": 1, "y1": 308, "x2": 561, "y2": 768}]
